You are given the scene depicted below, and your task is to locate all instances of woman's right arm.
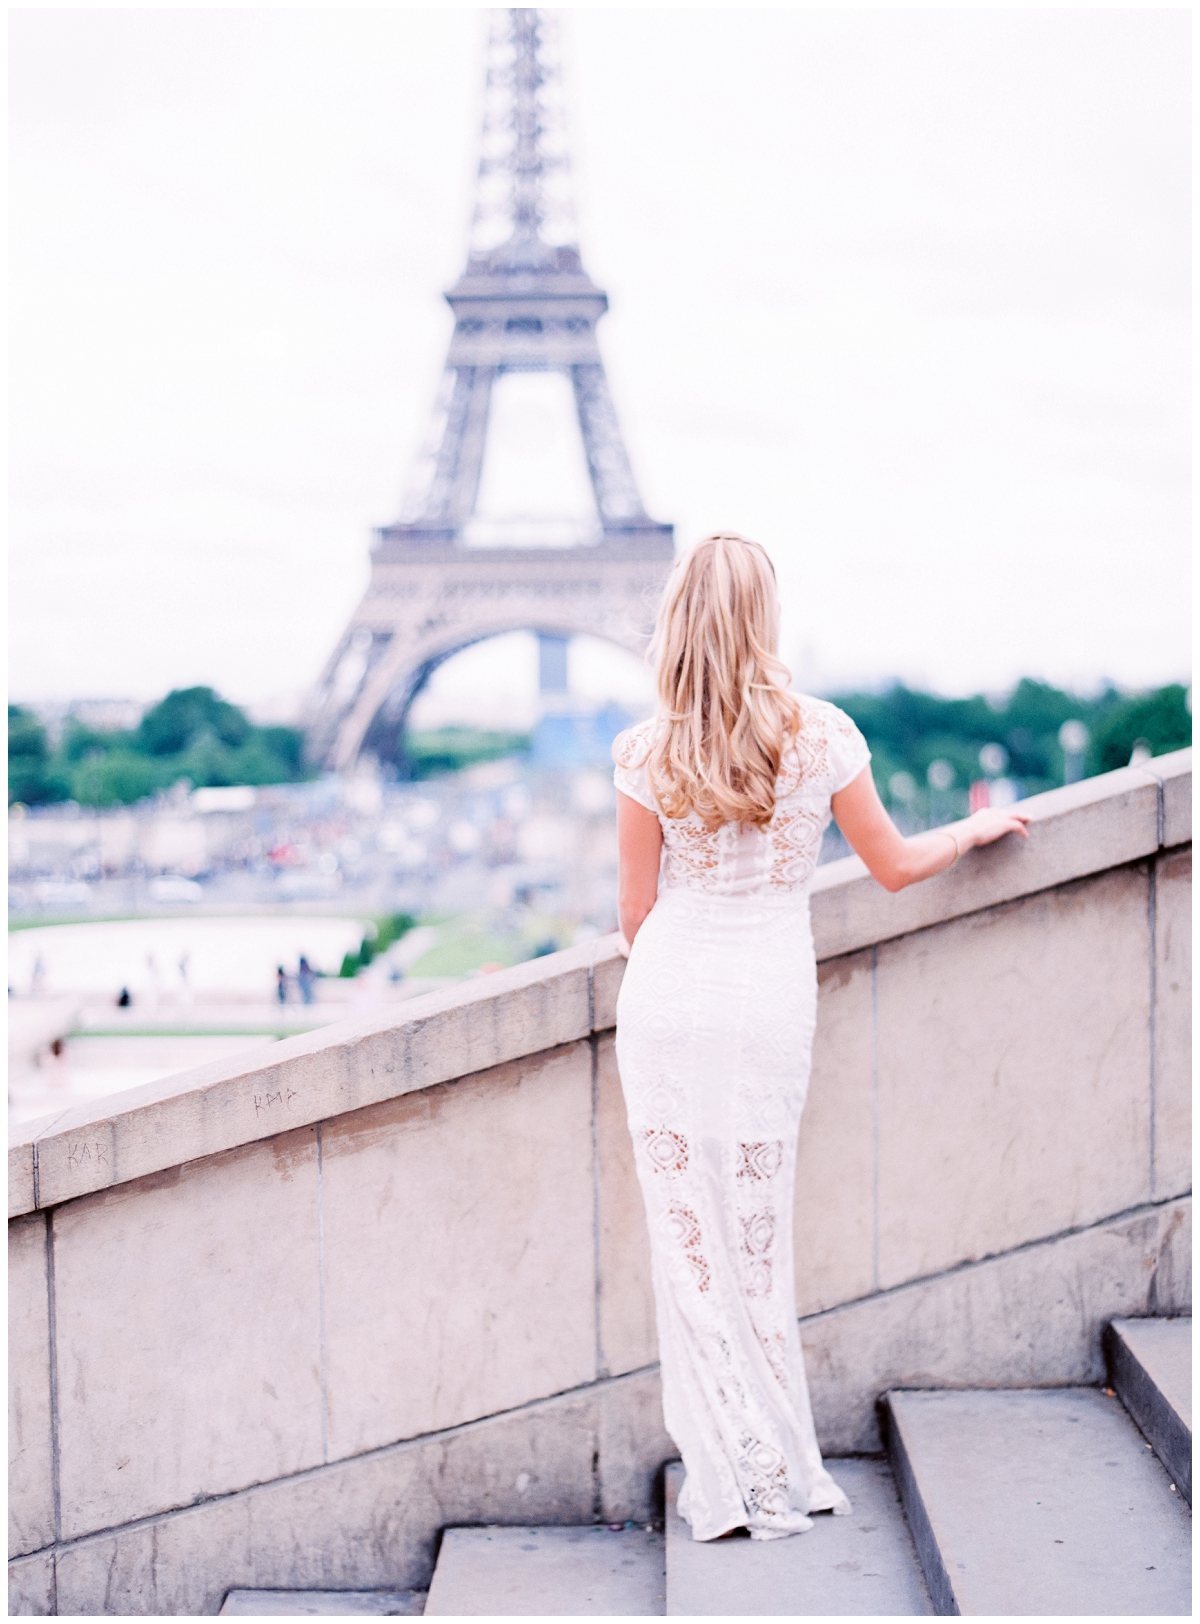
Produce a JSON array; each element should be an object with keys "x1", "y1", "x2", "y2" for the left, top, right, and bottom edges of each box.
[{"x1": 830, "y1": 765, "x2": 1030, "y2": 893}]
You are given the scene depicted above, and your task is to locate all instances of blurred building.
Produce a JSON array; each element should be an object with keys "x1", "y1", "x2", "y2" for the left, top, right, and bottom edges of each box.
[{"x1": 17, "y1": 697, "x2": 146, "y2": 749}]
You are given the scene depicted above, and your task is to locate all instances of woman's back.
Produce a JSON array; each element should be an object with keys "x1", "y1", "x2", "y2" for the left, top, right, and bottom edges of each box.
[{"x1": 613, "y1": 695, "x2": 870, "y2": 898}]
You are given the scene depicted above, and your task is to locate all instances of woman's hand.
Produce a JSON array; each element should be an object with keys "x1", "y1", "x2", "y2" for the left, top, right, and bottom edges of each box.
[{"x1": 958, "y1": 805, "x2": 1032, "y2": 851}]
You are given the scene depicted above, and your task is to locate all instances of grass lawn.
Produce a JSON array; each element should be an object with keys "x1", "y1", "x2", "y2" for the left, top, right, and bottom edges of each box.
[{"x1": 406, "y1": 910, "x2": 568, "y2": 978}]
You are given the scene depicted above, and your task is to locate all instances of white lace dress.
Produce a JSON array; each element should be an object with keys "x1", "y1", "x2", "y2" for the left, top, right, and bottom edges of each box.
[{"x1": 613, "y1": 696, "x2": 871, "y2": 1541}]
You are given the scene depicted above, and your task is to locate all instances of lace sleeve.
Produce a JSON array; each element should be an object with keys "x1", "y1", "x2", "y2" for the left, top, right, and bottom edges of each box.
[
  {"x1": 613, "y1": 723, "x2": 660, "y2": 814},
  {"x1": 824, "y1": 706, "x2": 872, "y2": 793}
]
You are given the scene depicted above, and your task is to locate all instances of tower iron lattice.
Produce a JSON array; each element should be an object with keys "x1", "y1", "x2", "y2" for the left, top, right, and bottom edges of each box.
[{"x1": 306, "y1": 7, "x2": 673, "y2": 773}]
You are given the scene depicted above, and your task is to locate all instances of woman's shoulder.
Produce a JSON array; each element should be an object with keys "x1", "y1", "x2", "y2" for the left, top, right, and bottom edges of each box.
[
  {"x1": 780, "y1": 694, "x2": 870, "y2": 795},
  {"x1": 612, "y1": 715, "x2": 661, "y2": 770},
  {"x1": 792, "y1": 693, "x2": 863, "y2": 743}
]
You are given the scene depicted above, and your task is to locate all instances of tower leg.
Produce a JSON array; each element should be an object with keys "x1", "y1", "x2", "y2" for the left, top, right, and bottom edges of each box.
[
  {"x1": 538, "y1": 633, "x2": 569, "y2": 695},
  {"x1": 422, "y1": 366, "x2": 495, "y2": 527},
  {"x1": 571, "y1": 364, "x2": 645, "y2": 527}
]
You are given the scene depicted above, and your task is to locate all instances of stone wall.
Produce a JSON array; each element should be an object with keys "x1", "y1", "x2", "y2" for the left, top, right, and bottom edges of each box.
[{"x1": 8, "y1": 750, "x2": 1191, "y2": 1616}]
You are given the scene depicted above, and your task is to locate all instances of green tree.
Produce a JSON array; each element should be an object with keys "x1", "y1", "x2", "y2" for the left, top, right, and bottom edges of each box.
[
  {"x1": 406, "y1": 726, "x2": 531, "y2": 778},
  {"x1": 137, "y1": 688, "x2": 251, "y2": 756},
  {"x1": 826, "y1": 677, "x2": 1189, "y2": 802},
  {"x1": 69, "y1": 751, "x2": 172, "y2": 808},
  {"x1": 224, "y1": 736, "x2": 304, "y2": 786},
  {"x1": 375, "y1": 912, "x2": 417, "y2": 952},
  {"x1": 339, "y1": 914, "x2": 416, "y2": 978},
  {"x1": 8, "y1": 707, "x2": 69, "y2": 806},
  {"x1": 1092, "y1": 685, "x2": 1192, "y2": 774},
  {"x1": 1002, "y1": 679, "x2": 1078, "y2": 734},
  {"x1": 256, "y1": 726, "x2": 305, "y2": 776},
  {"x1": 177, "y1": 730, "x2": 239, "y2": 788},
  {"x1": 20, "y1": 688, "x2": 309, "y2": 808},
  {"x1": 60, "y1": 719, "x2": 140, "y2": 763}
]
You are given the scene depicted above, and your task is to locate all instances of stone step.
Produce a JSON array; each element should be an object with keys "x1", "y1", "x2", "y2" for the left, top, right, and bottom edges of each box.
[
  {"x1": 219, "y1": 1591, "x2": 426, "y2": 1616},
  {"x1": 423, "y1": 1525, "x2": 666, "y2": 1616},
  {"x1": 664, "y1": 1459, "x2": 932, "y2": 1616},
  {"x1": 886, "y1": 1387, "x2": 1191, "y2": 1616},
  {"x1": 1106, "y1": 1317, "x2": 1192, "y2": 1504}
]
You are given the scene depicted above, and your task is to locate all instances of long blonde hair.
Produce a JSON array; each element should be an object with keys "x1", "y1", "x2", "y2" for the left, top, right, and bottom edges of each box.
[{"x1": 641, "y1": 533, "x2": 801, "y2": 829}]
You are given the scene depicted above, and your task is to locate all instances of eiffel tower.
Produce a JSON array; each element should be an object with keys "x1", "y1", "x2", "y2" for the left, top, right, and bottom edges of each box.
[{"x1": 306, "y1": 7, "x2": 674, "y2": 773}]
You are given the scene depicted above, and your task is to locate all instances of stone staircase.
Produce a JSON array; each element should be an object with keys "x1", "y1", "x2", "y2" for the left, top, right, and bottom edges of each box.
[
  {"x1": 426, "y1": 1526, "x2": 665, "y2": 1616},
  {"x1": 659, "y1": 1457, "x2": 930, "y2": 1617},
  {"x1": 220, "y1": 1595, "x2": 426, "y2": 1616},
  {"x1": 220, "y1": 1318, "x2": 1190, "y2": 1617}
]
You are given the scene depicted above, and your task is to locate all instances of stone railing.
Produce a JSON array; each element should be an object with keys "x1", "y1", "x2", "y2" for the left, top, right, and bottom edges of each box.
[{"x1": 8, "y1": 750, "x2": 1190, "y2": 1616}]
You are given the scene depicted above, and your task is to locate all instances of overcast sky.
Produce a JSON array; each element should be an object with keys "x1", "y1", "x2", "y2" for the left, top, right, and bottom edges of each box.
[{"x1": 9, "y1": 6, "x2": 1190, "y2": 722}]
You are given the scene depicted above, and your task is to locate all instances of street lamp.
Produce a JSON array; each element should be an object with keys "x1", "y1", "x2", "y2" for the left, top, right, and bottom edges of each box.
[
  {"x1": 889, "y1": 771, "x2": 917, "y2": 834},
  {"x1": 972, "y1": 742, "x2": 1019, "y2": 811},
  {"x1": 926, "y1": 759, "x2": 955, "y2": 828},
  {"x1": 889, "y1": 771, "x2": 917, "y2": 803},
  {"x1": 1058, "y1": 719, "x2": 1089, "y2": 785}
]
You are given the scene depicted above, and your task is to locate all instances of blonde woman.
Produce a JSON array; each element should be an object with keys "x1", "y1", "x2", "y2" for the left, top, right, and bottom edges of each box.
[{"x1": 612, "y1": 533, "x2": 1030, "y2": 1543}]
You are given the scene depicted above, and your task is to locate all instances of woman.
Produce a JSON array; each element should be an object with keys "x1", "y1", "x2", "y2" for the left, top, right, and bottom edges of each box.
[{"x1": 612, "y1": 534, "x2": 1030, "y2": 1543}]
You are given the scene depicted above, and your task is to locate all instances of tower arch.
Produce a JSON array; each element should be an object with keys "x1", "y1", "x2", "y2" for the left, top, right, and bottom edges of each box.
[
  {"x1": 359, "y1": 619, "x2": 652, "y2": 768},
  {"x1": 310, "y1": 534, "x2": 666, "y2": 772}
]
